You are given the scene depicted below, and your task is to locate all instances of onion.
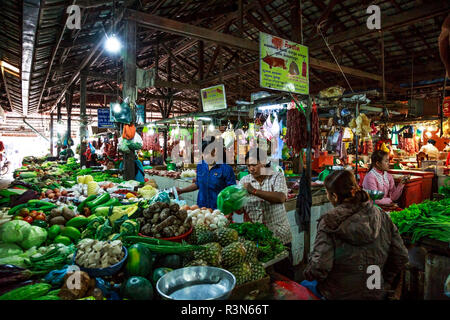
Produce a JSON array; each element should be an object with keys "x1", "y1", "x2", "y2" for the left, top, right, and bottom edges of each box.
[
  {"x1": 48, "y1": 193, "x2": 55, "y2": 199},
  {"x1": 190, "y1": 205, "x2": 199, "y2": 210}
]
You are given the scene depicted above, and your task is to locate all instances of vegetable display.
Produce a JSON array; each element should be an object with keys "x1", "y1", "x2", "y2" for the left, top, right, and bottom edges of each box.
[
  {"x1": 390, "y1": 198, "x2": 450, "y2": 243},
  {"x1": 0, "y1": 156, "x2": 289, "y2": 300}
]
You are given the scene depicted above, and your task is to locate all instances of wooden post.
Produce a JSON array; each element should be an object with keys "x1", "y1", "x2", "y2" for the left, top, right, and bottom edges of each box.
[
  {"x1": 65, "y1": 87, "x2": 73, "y2": 140},
  {"x1": 56, "y1": 103, "x2": 62, "y2": 157},
  {"x1": 80, "y1": 73, "x2": 87, "y2": 167},
  {"x1": 50, "y1": 114, "x2": 54, "y2": 156},
  {"x1": 123, "y1": 18, "x2": 137, "y2": 180}
]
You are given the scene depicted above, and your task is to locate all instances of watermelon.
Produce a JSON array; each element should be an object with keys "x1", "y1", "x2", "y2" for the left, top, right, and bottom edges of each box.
[
  {"x1": 122, "y1": 276, "x2": 153, "y2": 300},
  {"x1": 152, "y1": 267, "x2": 173, "y2": 286},
  {"x1": 125, "y1": 243, "x2": 153, "y2": 277}
]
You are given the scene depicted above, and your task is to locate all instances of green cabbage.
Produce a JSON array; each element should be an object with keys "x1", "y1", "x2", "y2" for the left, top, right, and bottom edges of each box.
[
  {"x1": 0, "y1": 243, "x2": 24, "y2": 258},
  {"x1": 0, "y1": 220, "x2": 32, "y2": 243},
  {"x1": 19, "y1": 226, "x2": 47, "y2": 250}
]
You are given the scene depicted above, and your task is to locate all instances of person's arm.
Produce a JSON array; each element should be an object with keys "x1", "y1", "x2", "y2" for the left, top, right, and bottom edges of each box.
[
  {"x1": 177, "y1": 183, "x2": 198, "y2": 195},
  {"x1": 243, "y1": 173, "x2": 287, "y2": 204},
  {"x1": 388, "y1": 174, "x2": 405, "y2": 202},
  {"x1": 382, "y1": 216, "x2": 409, "y2": 286},
  {"x1": 304, "y1": 219, "x2": 334, "y2": 282}
]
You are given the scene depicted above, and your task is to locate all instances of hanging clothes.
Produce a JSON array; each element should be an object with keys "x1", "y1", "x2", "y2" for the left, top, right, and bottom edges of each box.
[{"x1": 295, "y1": 172, "x2": 312, "y2": 233}]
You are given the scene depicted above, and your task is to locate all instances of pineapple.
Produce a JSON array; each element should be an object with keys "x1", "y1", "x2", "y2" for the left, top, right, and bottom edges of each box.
[
  {"x1": 228, "y1": 262, "x2": 252, "y2": 285},
  {"x1": 243, "y1": 240, "x2": 258, "y2": 262},
  {"x1": 194, "y1": 242, "x2": 222, "y2": 267},
  {"x1": 196, "y1": 229, "x2": 218, "y2": 245},
  {"x1": 185, "y1": 259, "x2": 209, "y2": 267},
  {"x1": 222, "y1": 242, "x2": 247, "y2": 267},
  {"x1": 215, "y1": 227, "x2": 239, "y2": 247},
  {"x1": 190, "y1": 224, "x2": 210, "y2": 244},
  {"x1": 248, "y1": 261, "x2": 266, "y2": 281}
]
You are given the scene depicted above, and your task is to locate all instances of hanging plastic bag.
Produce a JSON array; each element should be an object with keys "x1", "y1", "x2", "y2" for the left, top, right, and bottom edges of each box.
[
  {"x1": 130, "y1": 133, "x2": 143, "y2": 150},
  {"x1": 110, "y1": 102, "x2": 132, "y2": 124},
  {"x1": 217, "y1": 185, "x2": 248, "y2": 215},
  {"x1": 271, "y1": 113, "x2": 280, "y2": 137},
  {"x1": 118, "y1": 137, "x2": 130, "y2": 153},
  {"x1": 122, "y1": 124, "x2": 136, "y2": 140}
]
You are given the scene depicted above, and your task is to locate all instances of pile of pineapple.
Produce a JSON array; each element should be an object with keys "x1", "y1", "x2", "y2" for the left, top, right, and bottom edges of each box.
[{"x1": 185, "y1": 225, "x2": 267, "y2": 285}]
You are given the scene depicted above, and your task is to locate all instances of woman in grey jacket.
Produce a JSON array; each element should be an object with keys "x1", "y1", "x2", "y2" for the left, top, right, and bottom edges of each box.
[{"x1": 304, "y1": 170, "x2": 409, "y2": 300}]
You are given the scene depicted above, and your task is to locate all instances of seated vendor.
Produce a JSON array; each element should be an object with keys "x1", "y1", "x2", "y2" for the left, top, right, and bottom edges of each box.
[
  {"x1": 303, "y1": 170, "x2": 409, "y2": 300},
  {"x1": 177, "y1": 140, "x2": 236, "y2": 210},
  {"x1": 239, "y1": 149, "x2": 291, "y2": 245},
  {"x1": 419, "y1": 139, "x2": 439, "y2": 160},
  {"x1": 362, "y1": 150, "x2": 410, "y2": 207}
]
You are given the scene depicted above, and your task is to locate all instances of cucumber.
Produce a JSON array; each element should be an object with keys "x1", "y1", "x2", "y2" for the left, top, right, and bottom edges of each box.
[
  {"x1": 65, "y1": 216, "x2": 89, "y2": 229},
  {"x1": 0, "y1": 283, "x2": 51, "y2": 300}
]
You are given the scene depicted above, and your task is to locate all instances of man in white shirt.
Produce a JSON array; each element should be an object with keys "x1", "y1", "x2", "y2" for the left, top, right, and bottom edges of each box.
[{"x1": 419, "y1": 139, "x2": 439, "y2": 159}]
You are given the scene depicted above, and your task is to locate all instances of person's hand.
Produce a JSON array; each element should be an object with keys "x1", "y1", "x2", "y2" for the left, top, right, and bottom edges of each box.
[
  {"x1": 243, "y1": 183, "x2": 256, "y2": 195},
  {"x1": 176, "y1": 187, "x2": 183, "y2": 195},
  {"x1": 400, "y1": 175, "x2": 410, "y2": 184}
]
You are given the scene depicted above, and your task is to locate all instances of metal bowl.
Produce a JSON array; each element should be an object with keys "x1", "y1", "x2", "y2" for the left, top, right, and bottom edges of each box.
[
  {"x1": 364, "y1": 189, "x2": 385, "y2": 200},
  {"x1": 156, "y1": 266, "x2": 236, "y2": 300}
]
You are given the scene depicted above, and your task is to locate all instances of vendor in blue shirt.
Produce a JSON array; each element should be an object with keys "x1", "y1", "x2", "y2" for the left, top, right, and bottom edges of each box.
[{"x1": 176, "y1": 139, "x2": 236, "y2": 209}]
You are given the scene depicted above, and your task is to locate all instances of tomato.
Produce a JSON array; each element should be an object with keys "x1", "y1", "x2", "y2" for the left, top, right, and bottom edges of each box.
[
  {"x1": 19, "y1": 208, "x2": 30, "y2": 217},
  {"x1": 29, "y1": 211, "x2": 39, "y2": 218},
  {"x1": 14, "y1": 216, "x2": 24, "y2": 220},
  {"x1": 23, "y1": 216, "x2": 34, "y2": 224},
  {"x1": 35, "y1": 213, "x2": 46, "y2": 221}
]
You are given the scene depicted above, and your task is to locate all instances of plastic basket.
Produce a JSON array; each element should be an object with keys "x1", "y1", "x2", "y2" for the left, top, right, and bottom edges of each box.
[
  {"x1": 139, "y1": 227, "x2": 193, "y2": 243},
  {"x1": 72, "y1": 246, "x2": 128, "y2": 277}
]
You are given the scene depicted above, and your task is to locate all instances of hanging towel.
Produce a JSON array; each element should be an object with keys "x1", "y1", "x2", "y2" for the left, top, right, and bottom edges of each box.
[{"x1": 295, "y1": 172, "x2": 312, "y2": 232}]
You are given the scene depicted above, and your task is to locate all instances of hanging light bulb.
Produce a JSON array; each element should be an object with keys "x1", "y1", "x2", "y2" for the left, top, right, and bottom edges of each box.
[{"x1": 105, "y1": 34, "x2": 122, "y2": 53}]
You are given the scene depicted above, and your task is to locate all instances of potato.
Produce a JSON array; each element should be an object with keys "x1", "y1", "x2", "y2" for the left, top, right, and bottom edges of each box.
[
  {"x1": 53, "y1": 188, "x2": 60, "y2": 193},
  {"x1": 48, "y1": 193, "x2": 55, "y2": 199},
  {"x1": 61, "y1": 190, "x2": 68, "y2": 196},
  {"x1": 50, "y1": 216, "x2": 66, "y2": 226},
  {"x1": 62, "y1": 207, "x2": 76, "y2": 221}
]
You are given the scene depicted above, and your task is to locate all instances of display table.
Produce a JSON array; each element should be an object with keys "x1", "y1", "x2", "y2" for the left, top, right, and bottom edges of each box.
[
  {"x1": 392, "y1": 174, "x2": 423, "y2": 208},
  {"x1": 389, "y1": 169, "x2": 435, "y2": 200}
]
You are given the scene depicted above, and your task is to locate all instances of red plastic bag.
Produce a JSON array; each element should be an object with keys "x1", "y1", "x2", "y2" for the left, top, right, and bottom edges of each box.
[{"x1": 272, "y1": 280, "x2": 320, "y2": 300}]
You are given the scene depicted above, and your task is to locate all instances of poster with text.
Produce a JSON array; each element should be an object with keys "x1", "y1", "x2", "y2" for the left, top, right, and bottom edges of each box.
[
  {"x1": 200, "y1": 84, "x2": 227, "y2": 112},
  {"x1": 97, "y1": 108, "x2": 114, "y2": 128},
  {"x1": 259, "y1": 32, "x2": 309, "y2": 95}
]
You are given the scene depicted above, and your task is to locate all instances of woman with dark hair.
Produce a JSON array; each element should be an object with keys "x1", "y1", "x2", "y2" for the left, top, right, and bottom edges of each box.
[
  {"x1": 362, "y1": 150, "x2": 409, "y2": 207},
  {"x1": 239, "y1": 149, "x2": 291, "y2": 244},
  {"x1": 303, "y1": 169, "x2": 409, "y2": 300}
]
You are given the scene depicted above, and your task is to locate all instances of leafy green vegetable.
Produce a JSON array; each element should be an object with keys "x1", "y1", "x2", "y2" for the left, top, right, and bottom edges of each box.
[
  {"x1": 438, "y1": 177, "x2": 450, "y2": 198},
  {"x1": 19, "y1": 226, "x2": 48, "y2": 250},
  {"x1": 229, "y1": 222, "x2": 287, "y2": 262},
  {"x1": 1, "y1": 220, "x2": 32, "y2": 243},
  {"x1": 0, "y1": 243, "x2": 23, "y2": 258},
  {"x1": 390, "y1": 198, "x2": 450, "y2": 243}
]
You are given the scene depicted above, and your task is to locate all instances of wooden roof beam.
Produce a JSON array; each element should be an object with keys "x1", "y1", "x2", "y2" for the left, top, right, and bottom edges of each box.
[{"x1": 308, "y1": 1, "x2": 450, "y2": 49}]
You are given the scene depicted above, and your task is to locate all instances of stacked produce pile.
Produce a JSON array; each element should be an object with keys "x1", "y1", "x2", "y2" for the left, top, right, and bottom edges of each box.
[
  {"x1": 136, "y1": 202, "x2": 192, "y2": 239},
  {"x1": 186, "y1": 205, "x2": 229, "y2": 230},
  {"x1": 184, "y1": 225, "x2": 268, "y2": 286}
]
